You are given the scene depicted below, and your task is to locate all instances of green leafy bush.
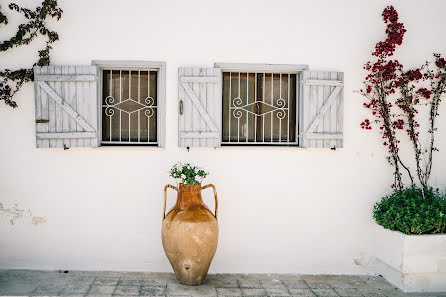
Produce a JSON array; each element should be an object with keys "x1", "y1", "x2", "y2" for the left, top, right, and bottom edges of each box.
[{"x1": 373, "y1": 187, "x2": 446, "y2": 234}]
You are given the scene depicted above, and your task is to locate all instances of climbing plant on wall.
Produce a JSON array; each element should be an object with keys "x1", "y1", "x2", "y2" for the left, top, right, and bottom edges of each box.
[
  {"x1": 359, "y1": 6, "x2": 446, "y2": 192},
  {"x1": 0, "y1": 0, "x2": 62, "y2": 108}
]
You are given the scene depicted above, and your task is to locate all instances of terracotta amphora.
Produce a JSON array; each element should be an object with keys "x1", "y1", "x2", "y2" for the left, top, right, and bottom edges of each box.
[{"x1": 162, "y1": 184, "x2": 218, "y2": 285}]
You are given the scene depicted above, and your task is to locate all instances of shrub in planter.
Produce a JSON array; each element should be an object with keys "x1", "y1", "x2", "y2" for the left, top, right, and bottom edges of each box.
[{"x1": 373, "y1": 187, "x2": 446, "y2": 235}]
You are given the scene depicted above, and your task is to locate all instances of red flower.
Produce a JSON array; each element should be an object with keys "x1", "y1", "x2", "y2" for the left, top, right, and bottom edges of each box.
[{"x1": 416, "y1": 88, "x2": 432, "y2": 99}]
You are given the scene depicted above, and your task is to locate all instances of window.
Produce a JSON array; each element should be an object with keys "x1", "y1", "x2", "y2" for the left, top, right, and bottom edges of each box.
[
  {"x1": 101, "y1": 69, "x2": 158, "y2": 144},
  {"x1": 94, "y1": 61, "x2": 166, "y2": 147},
  {"x1": 222, "y1": 72, "x2": 297, "y2": 144},
  {"x1": 177, "y1": 64, "x2": 343, "y2": 149}
]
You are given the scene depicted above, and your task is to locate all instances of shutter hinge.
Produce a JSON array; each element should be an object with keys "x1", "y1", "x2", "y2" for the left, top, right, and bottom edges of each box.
[{"x1": 36, "y1": 119, "x2": 49, "y2": 123}]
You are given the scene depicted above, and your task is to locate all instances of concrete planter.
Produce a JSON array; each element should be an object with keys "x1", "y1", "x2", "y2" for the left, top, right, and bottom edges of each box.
[{"x1": 374, "y1": 224, "x2": 446, "y2": 292}]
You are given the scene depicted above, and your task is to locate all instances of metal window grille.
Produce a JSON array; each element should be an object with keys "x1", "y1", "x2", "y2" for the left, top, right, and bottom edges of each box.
[
  {"x1": 222, "y1": 72, "x2": 298, "y2": 144},
  {"x1": 101, "y1": 69, "x2": 158, "y2": 144}
]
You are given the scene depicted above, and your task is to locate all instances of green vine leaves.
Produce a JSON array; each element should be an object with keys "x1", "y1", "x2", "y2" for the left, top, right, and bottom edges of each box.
[{"x1": 0, "y1": 0, "x2": 62, "y2": 108}]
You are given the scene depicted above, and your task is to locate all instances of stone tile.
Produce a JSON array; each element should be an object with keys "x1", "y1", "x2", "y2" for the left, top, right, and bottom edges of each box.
[
  {"x1": 119, "y1": 272, "x2": 146, "y2": 279},
  {"x1": 31, "y1": 284, "x2": 65, "y2": 295},
  {"x1": 2, "y1": 270, "x2": 441, "y2": 297},
  {"x1": 265, "y1": 287, "x2": 291, "y2": 296},
  {"x1": 344, "y1": 277, "x2": 369, "y2": 288},
  {"x1": 117, "y1": 278, "x2": 143, "y2": 286},
  {"x1": 284, "y1": 280, "x2": 309, "y2": 289},
  {"x1": 168, "y1": 283, "x2": 217, "y2": 297},
  {"x1": 93, "y1": 277, "x2": 120, "y2": 286},
  {"x1": 379, "y1": 288, "x2": 408, "y2": 297},
  {"x1": 355, "y1": 287, "x2": 387, "y2": 297},
  {"x1": 216, "y1": 287, "x2": 243, "y2": 296},
  {"x1": 143, "y1": 278, "x2": 168, "y2": 287},
  {"x1": 238, "y1": 273, "x2": 268, "y2": 280},
  {"x1": 333, "y1": 288, "x2": 362, "y2": 297},
  {"x1": 325, "y1": 280, "x2": 355, "y2": 289},
  {"x1": 261, "y1": 279, "x2": 287, "y2": 289},
  {"x1": 311, "y1": 288, "x2": 339, "y2": 297},
  {"x1": 96, "y1": 271, "x2": 124, "y2": 278},
  {"x1": 0, "y1": 274, "x2": 13, "y2": 283},
  {"x1": 242, "y1": 288, "x2": 267, "y2": 296},
  {"x1": 206, "y1": 276, "x2": 238, "y2": 288},
  {"x1": 213, "y1": 274, "x2": 240, "y2": 281},
  {"x1": 300, "y1": 276, "x2": 328, "y2": 282},
  {"x1": 113, "y1": 285, "x2": 141, "y2": 296},
  {"x1": 140, "y1": 285, "x2": 166, "y2": 296},
  {"x1": 305, "y1": 282, "x2": 332, "y2": 290},
  {"x1": 1, "y1": 269, "x2": 32, "y2": 277},
  {"x1": 148, "y1": 272, "x2": 176, "y2": 281},
  {"x1": 349, "y1": 275, "x2": 371, "y2": 282},
  {"x1": 87, "y1": 285, "x2": 116, "y2": 295},
  {"x1": 61, "y1": 283, "x2": 92, "y2": 295},
  {"x1": 58, "y1": 270, "x2": 83, "y2": 276},
  {"x1": 289, "y1": 288, "x2": 316, "y2": 297},
  {"x1": 275, "y1": 274, "x2": 305, "y2": 281},
  {"x1": 238, "y1": 279, "x2": 263, "y2": 288},
  {"x1": 0, "y1": 281, "x2": 38, "y2": 295},
  {"x1": 68, "y1": 276, "x2": 96, "y2": 285},
  {"x1": 75, "y1": 271, "x2": 99, "y2": 277}
]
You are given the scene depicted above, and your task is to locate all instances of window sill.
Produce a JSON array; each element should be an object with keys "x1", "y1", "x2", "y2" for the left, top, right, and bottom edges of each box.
[
  {"x1": 213, "y1": 146, "x2": 339, "y2": 151},
  {"x1": 213, "y1": 145, "x2": 305, "y2": 151},
  {"x1": 94, "y1": 145, "x2": 164, "y2": 151}
]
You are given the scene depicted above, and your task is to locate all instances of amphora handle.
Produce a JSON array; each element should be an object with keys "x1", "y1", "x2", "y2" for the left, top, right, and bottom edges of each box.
[
  {"x1": 163, "y1": 184, "x2": 178, "y2": 220},
  {"x1": 201, "y1": 184, "x2": 218, "y2": 220}
]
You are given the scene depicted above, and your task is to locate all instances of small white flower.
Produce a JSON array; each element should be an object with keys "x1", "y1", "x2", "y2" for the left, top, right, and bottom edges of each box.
[
  {"x1": 194, "y1": 168, "x2": 199, "y2": 173},
  {"x1": 181, "y1": 174, "x2": 186, "y2": 179}
]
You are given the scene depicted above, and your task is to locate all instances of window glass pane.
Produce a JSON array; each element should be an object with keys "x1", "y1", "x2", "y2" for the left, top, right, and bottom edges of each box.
[
  {"x1": 222, "y1": 73, "x2": 256, "y2": 142},
  {"x1": 222, "y1": 71, "x2": 296, "y2": 144},
  {"x1": 102, "y1": 69, "x2": 157, "y2": 144},
  {"x1": 148, "y1": 71, "x2": 157, "y2": 142}
]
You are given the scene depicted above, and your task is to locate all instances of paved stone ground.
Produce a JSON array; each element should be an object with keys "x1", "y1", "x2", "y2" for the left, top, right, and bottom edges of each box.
[{"x1": 0, "y1": 270, "x2": 445, "y2": 297}]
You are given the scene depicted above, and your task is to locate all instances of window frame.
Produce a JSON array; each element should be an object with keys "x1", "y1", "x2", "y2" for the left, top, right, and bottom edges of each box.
[
  {"x1": 92, "y1": 60, "x2": 166, "y2": 148},
  {"x1": 214, "y1": 63, "x2": 308, "y2": 147}
]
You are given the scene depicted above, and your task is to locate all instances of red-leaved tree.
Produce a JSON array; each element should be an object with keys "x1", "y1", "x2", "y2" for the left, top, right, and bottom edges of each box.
[
  {"x1": 360, "y1": 6, "x2": 446, "y2": 192},
  {"x1": 360, "y1": 6, "x2": 410, "y2": 191},
  {"x1": 396, "y1": 56, "x2": 446, "y2": 192}
]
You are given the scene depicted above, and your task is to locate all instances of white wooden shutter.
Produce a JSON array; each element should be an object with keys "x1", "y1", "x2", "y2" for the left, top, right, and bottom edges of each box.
[
  {"x1": 178, "y1": 67, "x2": 222, "y2": 147},
  {"x1": 34, "y1": 65, "x2": 98, "y2": 148},
  {"x1": 301, "y1": 70, "x2": 344, "y2": 148}
]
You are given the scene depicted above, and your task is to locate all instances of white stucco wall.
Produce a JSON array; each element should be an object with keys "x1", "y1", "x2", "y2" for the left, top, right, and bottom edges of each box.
[{"x1": 1, "y1": 0, "x2": 445, "y2": 274}]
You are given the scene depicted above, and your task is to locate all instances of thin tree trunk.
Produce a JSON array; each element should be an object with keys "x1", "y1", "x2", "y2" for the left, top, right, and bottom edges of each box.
[{"x1": 424, "y1": 76, "x2": 446, "y2": 186}]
